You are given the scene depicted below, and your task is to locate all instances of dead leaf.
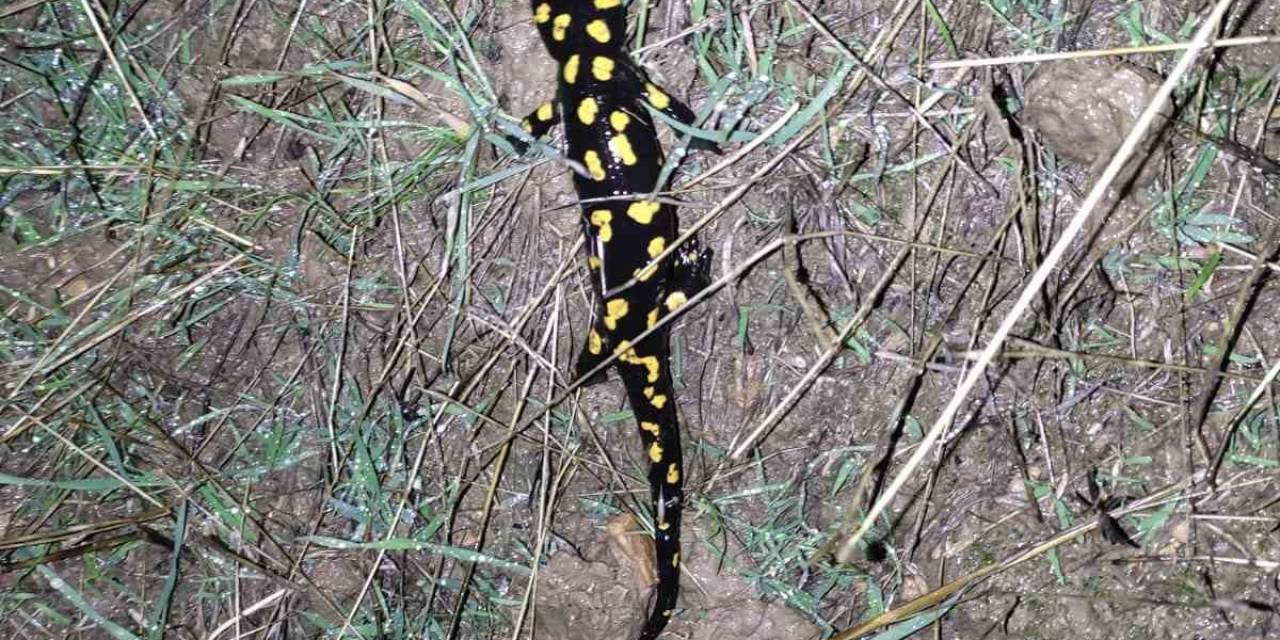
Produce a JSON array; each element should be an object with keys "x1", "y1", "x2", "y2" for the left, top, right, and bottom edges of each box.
[{"x1": 607, "y1": 513, "x2": 657, "y2": 587}]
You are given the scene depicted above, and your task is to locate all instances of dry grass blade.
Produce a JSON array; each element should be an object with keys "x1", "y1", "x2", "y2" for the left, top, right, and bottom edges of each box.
[
  {"x1": 729, "y1": 240, "x2": 913, "y2": 460},
  {"x1": 1210, "y1": 359, "x2": 1280, "y2": 482},
  {"x1": 1189, "y1": 225, "x2": 1280, "y2": 466},
  {"x1": 832, "y1": 0, "x2": 1238, "y2": 562},
  {"x1": 27, "y1": 254, "x2": 247, "y2": 381},
  {"x1": 4, "y1": 0, "x2": 1278, "y2": 637},
  {"x1": 77, "y1": 0, "x2": 156, "y2": 140},
  {"x1": 0, "y1": 508, "x2": 168, "y2": 552},
  {"x1": 787, "y1": 0, "x2": 994, "y2": 193},
  {"x1": 681, "y1": 102, "x2": 800, "y2": 190},
  {"x1": 928, "y1": 35, "x2": 1280, "y2": 70},
  {"x1": 0, "y1": 0, "x2": 52, "y2": 19},
  {"x1": 833, "y1": 481, "x2": 1192, "y2": 639},
  {"x1": 205, "y1": 588, "x2": 287, "y2": 640}
]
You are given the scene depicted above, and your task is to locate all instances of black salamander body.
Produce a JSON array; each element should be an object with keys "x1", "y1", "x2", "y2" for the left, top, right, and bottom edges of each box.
[{"x1": 519, "y1": 1, "x2": 714, "y2": 638}]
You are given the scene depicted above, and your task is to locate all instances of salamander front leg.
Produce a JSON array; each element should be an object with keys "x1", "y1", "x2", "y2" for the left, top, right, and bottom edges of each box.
[
  {"x1": 573, "y1": 322, "x2": 612, "y2": 387},
  {"x1": 640, "y1": 81, "x2": 721, "y2": 154},
  {"x1": 509, "y1": 100, "x2": 561, "y2": 154}
]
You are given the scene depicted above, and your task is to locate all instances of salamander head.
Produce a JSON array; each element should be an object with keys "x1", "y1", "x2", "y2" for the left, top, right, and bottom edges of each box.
[{"x1": 530, "y1": 0, "x2": 627, "y2": 63}]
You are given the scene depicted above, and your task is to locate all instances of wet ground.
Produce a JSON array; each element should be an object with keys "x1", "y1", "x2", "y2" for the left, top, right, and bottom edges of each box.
[{"x1": 2, "y1": 0, "x2": 1279, "y2": 638}]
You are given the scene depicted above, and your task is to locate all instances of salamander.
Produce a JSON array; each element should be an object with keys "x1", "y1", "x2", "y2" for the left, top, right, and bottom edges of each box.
[{"x1": 517, "y1": 1, "x2": 716, "y2": 638}]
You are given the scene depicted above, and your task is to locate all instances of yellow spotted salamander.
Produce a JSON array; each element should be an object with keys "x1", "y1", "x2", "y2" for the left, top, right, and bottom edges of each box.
[{"x1": 517, "y1": 0, "x2": 716, "y2": 637}]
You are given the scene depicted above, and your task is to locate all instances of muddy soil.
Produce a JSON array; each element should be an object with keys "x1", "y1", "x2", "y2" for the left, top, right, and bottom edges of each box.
[{"x1": 3, "y1": 0, "x2": 1278, "y2": 639}]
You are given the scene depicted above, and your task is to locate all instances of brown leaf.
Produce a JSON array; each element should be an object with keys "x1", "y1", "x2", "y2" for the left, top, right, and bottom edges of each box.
[{"x1": 606, "y1": 513, "x2": 657, "y2": 588}]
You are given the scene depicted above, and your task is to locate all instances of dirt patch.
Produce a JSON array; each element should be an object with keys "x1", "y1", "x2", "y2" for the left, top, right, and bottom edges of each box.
[
  {"x1": 676, "y1": 549, "x2": 821, "y2": 640},
  {"x1": 535, "y1": 518, "x2": 821, "y2": 640},
  {"x1": 4, "y1": 1, "x2": 1280, "y2": 640}
]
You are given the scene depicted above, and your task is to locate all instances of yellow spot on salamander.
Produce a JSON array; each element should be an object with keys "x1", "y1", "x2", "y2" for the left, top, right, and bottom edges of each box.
[
  {"x1": 588, "y1": 255, "x2": 601, "y2": 269},
  {"x1": 637, "y1": 355, "x2": 660, "y2": 382},
  {"x1": 665, "y1": 462, "x2": 679, "y2": 484},
  {"x1": 592, "y1": 56, "x2": 615, "y2": 81},
  {"x1": 536, "y1": 102, "x2": 554, "y2": 121},
  {"x1": 648, "y1": 441, "x2": 663, "y2": 462},
  {"x1": 663, "y1": 609, "x2": 673, "y2": 617},
  {"x1": 612, "y1": 341, "x2": 658, "y2": 381},
  {"x1": 647, "y1": 236, "x2": 665, "y2": 258},
  {"x1": 563, "y1": 54, "x2": 580, "y2": 83},
  {"x1": 534, "y1": 3, "x2": 551, "y2": 23},
  {"x1": 604, "y1": 297, "x2": 629, "y2": 330},
  {"x1": 627, "y1": 200, "x2": 660, "y2": 224},
  {"x1": 583, "y1": 150, "x2": 605, "y2": 181},
  {"x1": 585, "y1": 19, "x2": 611, "y2": 43},
  {"x1": 608, "y1": 134, "x2": 637, "y2": 165},
  {"x1": 589, "y1": 208, "x2": 613, "y2": 242},
  {"x1": 588, "y1": 328, "x2": 603, "y2": 355},
  {"x1": 647, "y1": 307, "x2": 659, "y2": 328},
  {"x1": 640, "y1": 421, "x2": 660, "y2": 435},
  {"x1": 613, "y1": 340, "x2": 633, "y2": 358},
  {"x1": 665, "y1": 291, "x2": 688, "y2": 311},
  {"x1": 658, "y1": 520, "x2": 670, "y2": 530},
  {"x1": 552, "y1": 13, "x2": 571, "y2": 41},
  {"x1": 594, "y1": 0, "x2": 620, "y2": 8},
  {"x1": 635, "y1": 262, "x2": 657, "y2": 281},
  {"x1": 671, "y1": 552, "x2": 679, "y2": 568},
  {"x1": 645, "y1": 82, "x2": 671, "y2": 109},
  {"x1": 651, "y1": 394, "x2": 668, "y2": 409},
  {"x1": 643, "y1": 386, "x2": 654, "y2": 398},
  {"x1": 577, "y1": 97, "x2": 598, "y2": 125},
  {"x1": 609, "y1": 110, "x2": 630, "y2": 132},
  {"x1": 521, "y1": 118, "x2": 533, "y2": 132}
]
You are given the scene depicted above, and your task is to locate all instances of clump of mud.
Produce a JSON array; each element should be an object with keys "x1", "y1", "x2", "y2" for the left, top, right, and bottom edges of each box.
[
  {"x1": 533, "y1": 516, "x2": 820, "y2": 640},
  {"x1": 1023, "y1": 57, "x2": 1170, "y2": 189}
]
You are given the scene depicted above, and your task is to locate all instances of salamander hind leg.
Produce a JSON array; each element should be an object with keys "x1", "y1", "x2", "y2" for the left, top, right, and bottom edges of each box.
[
  {"x1": 668, "y1": 236, "x2": 713, "y2": 302},
  {"x1": 650, "y1": 236, "x2": 712, "y2": 330}
]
